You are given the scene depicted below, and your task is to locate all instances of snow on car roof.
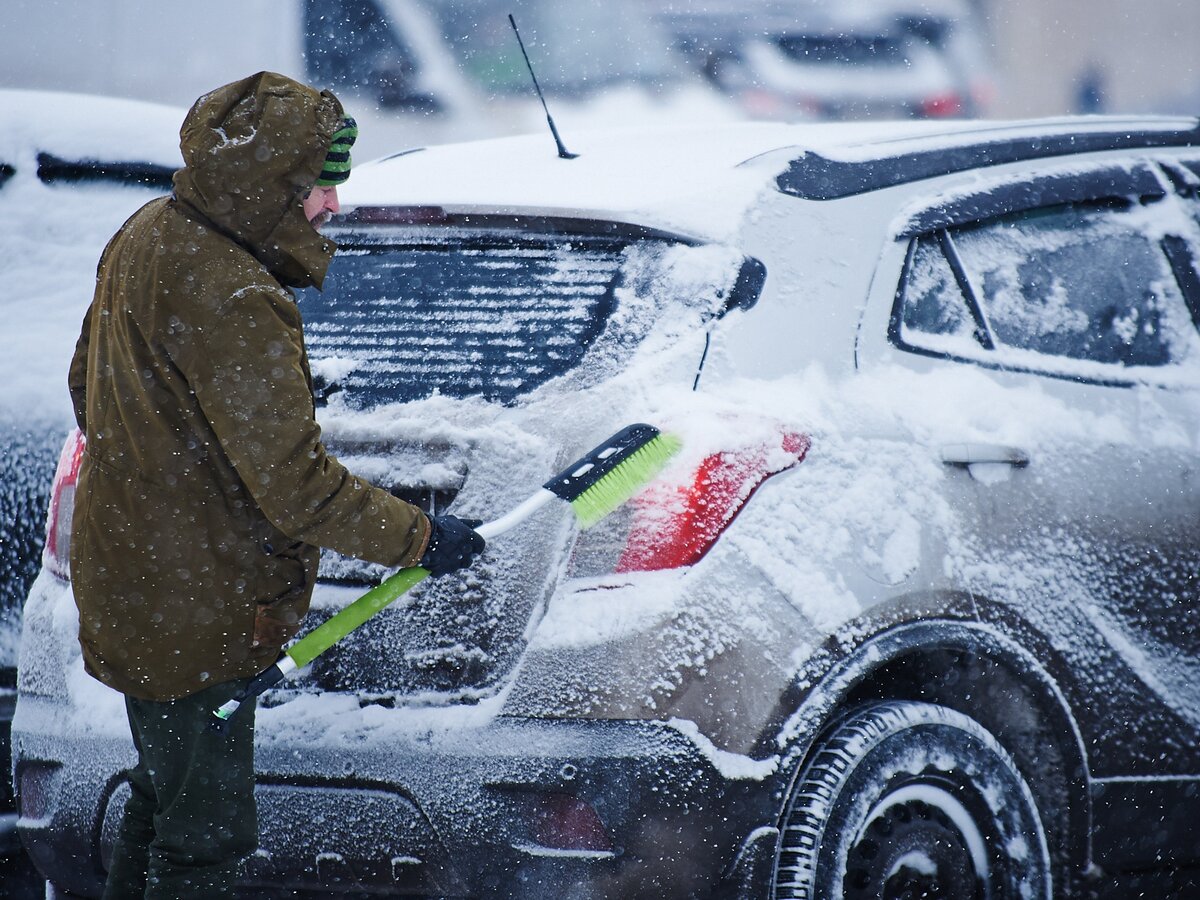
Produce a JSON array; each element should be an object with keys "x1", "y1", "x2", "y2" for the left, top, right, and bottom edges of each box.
[
  {"x1": 0, "y1": 90, "x2": 184, "y2": 422},
  {"x1": 342, "y1": 115, "x2": 1199, "y2": 241},
  {"x1": 0, "y1": 88, "x2": 183, "y2": 167}
]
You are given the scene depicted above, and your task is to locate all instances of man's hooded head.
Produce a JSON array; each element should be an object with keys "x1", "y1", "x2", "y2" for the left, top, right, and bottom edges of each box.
[{"x1": 171, "y1": 71, "x2": 346, "y2": 289}]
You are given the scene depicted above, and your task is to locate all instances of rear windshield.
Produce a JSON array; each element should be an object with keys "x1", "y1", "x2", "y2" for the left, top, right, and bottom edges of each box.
[{"x1": 297, "y1": 228, "x2": 670, "y2": 407}]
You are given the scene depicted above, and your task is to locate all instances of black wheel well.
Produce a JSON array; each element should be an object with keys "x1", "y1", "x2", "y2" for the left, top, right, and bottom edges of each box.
[{"x1": 833, "y1": 642, "x2": 1090, "y2": 891}]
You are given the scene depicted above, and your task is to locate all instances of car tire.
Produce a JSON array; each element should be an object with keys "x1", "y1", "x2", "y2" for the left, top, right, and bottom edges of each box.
[{"x1": 773, "y1": 700, "x2": 1052, "y2": 900}]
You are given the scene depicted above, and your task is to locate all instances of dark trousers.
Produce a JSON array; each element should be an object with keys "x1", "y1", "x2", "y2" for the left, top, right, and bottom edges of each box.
[{"x1": 102, "y1": 677, "x2": 258, "y2": 899}]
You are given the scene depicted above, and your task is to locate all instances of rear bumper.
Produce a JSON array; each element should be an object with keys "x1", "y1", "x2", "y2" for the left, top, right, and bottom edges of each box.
[{"x1": 13, "y1": 694, "x2": 775, "y2": 898}]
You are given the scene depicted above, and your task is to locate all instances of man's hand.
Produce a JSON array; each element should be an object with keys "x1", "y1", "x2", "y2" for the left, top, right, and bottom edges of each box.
[{"x1": 419, "y1": 515, "x2": 486, "y2": 577}]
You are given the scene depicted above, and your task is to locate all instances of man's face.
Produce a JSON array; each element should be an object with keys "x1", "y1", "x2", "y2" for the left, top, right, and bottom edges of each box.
[{"x1": 303, "y1": 185, "x2": 340, "y2": 231}]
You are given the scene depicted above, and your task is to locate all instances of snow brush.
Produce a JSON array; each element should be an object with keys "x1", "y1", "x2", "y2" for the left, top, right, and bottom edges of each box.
[{"x1": 212, "y1": 423, "x2": 679, "y2": 731}]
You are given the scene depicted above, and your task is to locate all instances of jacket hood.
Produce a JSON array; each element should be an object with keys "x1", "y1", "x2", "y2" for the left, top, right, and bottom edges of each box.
[{"x1": 172, "y1": 71, "x2": 342, "y2": 289}]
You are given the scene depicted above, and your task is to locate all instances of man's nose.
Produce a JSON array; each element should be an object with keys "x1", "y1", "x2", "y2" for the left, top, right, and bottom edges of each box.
[{"x1": 327, "y1": 187, "x2": 340, "y2": 214}]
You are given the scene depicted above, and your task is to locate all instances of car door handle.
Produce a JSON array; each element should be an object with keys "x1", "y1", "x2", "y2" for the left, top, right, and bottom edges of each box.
[{"x1": 940, "y1": 443, "x2": 1030, "y2": 468}]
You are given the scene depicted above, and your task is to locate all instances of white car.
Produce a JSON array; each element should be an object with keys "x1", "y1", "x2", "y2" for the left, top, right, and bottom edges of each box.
[
  {"x1": 0, "y1": 89, "x2": 182, "y2": 864},
  {"x1": 16, "y1": 115, "x2": 1200, "y2": 898}
]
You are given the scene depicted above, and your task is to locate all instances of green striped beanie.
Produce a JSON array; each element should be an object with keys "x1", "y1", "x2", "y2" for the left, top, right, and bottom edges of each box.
[{"x1": 316, "y1": 117, "x2": 357, "y2": 186}]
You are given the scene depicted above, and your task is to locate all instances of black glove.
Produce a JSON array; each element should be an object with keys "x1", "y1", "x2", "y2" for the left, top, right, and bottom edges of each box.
[{"x1": 419, "y1": 514, "x2": 485, "y2": 577}]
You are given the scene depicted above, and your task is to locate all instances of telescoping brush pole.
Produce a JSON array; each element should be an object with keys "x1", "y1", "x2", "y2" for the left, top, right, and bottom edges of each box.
[{"x1": 212, "y1": 424, "x2": 679, "y2": 731}]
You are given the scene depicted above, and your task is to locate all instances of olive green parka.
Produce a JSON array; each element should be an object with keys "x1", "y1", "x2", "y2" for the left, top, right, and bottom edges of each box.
[{"x1": 68, "y1": 72, "x2": 431, "y2": 700}]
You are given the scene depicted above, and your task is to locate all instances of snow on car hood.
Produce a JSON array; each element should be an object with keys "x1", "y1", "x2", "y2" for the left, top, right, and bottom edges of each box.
[{"x1": 0, "y1": 91, "x2": 184, "y2": 423}]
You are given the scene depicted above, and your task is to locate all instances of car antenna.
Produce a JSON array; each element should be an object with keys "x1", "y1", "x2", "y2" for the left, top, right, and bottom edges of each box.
[{"x1": 508, "y1": 13, "x2": 578, "y2": 160}]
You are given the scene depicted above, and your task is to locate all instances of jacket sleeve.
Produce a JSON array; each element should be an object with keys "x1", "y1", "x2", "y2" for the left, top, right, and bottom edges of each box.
[
  {"x1": 68, "y1": 303, "x2": 93, "y2": 433},
  {"x1": 166, "y1": 284, "x2": 430, "y2": 568}
]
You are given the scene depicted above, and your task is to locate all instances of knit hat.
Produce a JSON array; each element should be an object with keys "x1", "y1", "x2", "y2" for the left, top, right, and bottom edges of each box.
[{"x1": 316, "y1": 117, "x2": 357, "y2": 186}]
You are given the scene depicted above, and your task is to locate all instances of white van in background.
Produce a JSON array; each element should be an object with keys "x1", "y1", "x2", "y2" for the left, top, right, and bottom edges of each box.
[
  {"x1": 0, "y1": 0, "x2": 488, "y2": 161},
  {"x1": 0, "y1": 0, "x2": 742, "y2": 161}
]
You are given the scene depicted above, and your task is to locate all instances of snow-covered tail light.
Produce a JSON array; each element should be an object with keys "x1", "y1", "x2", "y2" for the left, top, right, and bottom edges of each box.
[
  {"x1": 617, "y1": 430, "x2": 809, "y2": 572},
  {"x1": 44, "y1": 427, "x2": 85, "y2": 581},
  {"x1": 528, "y1": 793, "x2": 613, "y2": 854},
  {"x1": 567, "y1": 426, "x2": 808, "y2": 578}
]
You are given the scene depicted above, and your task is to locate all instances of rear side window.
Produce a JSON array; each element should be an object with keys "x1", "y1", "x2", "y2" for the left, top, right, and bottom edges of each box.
[
  {"x1": 954, "y1": 201, "x2": 1180, "y2": 367},
  {"x1": 894, "y1": 197, "x2": 1200, "y2": 379},
  {"x1": 899, "y1": 234, "x2": 985, "y2": 349}
]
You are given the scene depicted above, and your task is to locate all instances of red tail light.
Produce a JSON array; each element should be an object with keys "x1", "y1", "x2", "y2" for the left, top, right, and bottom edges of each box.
[
  {"x1": 529, "y1": 793, "x2": 613, "y2": 853},
  {"x1": 615, "y1": 430, "x2": 809, "y2": 573},
  {"x1": 44, "y1": 428, "x2": 85, "y2": 581},
  {"x1": 921, "y1": 92, "x2": 964, "y2": 118}
]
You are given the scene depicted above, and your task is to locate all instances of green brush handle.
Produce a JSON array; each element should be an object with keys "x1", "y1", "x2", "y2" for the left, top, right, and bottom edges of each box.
[
  {"x1": 285, "y1": 565, "x2": 430, "y2": 668},
  {"x1": 210, "y1": 564, "x2": 431, "y2": 732},
  {"x1": 210, "y1": 501, "x2": 547, "y2": 732},
  {"x1": 212, "y1": 423, "x2": 678, "y2": 733}
]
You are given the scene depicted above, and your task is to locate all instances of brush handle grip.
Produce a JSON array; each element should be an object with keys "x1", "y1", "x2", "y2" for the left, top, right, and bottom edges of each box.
[
  {"x1": 213, "y1": 567, "x2": 432, "y2": 729},
  {"x1": 216, "y1": 563, "x2": 442, "y2": 728},
  {"x1": 285, "y1": 565, "x2": 431, "y2": 669},
  {"x1": 273, "y1": 497, "x2": 541, "y2": 676}
]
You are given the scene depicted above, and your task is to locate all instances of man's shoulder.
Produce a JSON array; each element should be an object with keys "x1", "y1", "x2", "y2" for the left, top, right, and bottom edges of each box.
[{"x1": 156, "y1": 202, "x2": 293, "y2": 309}]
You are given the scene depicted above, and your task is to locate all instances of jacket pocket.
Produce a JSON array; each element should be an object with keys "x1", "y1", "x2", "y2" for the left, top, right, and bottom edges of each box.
[{"x1": 251, "y1": 537, "x2": 316, "y2": 651}]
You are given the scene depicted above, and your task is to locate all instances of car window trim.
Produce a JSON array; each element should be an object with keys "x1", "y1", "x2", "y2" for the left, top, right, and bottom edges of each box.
[
  {"x1": 898, "y1": 163, "x2": 1164, "y2": 237},
  {"x1": 937, "y1": 230, "x2": 994, "y2": 350},
  {"x1": 1162, "y1": 235, "x2": 1200, "y2": 335},
  {"x1": 339, "y1": 208, "x2": 701, "y2": 246},
  {"x1": 886, "y1": 232, "x2": 994, "y2": 354},
  {"x1": 777, "y1": 123, "x2": 1200, "y2": 200}
]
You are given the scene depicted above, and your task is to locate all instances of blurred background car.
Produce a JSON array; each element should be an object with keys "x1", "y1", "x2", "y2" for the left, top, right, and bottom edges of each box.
[
  {"x1": 0, "y1": 89, "x2": 182, "y2": 873},
  {"x1": 424, "y1": 0, "x2": 744, "y2": 133},
  {"x1": 0, "y1": 0, "x2": 742, "y2": 166},
  {"x1": 658, "y1": 0, "x2": 996, "y2": 120}
]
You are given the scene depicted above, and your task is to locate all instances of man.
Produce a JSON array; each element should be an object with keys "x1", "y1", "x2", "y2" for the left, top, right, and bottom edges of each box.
[{"x1": 67, "y1": 72, "x2": 484, "y2": 898}]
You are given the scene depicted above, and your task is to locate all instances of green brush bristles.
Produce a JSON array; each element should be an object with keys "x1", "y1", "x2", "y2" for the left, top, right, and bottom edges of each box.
[{"x1": 569, "y1": 432, "x2": 682, "y2": 529}]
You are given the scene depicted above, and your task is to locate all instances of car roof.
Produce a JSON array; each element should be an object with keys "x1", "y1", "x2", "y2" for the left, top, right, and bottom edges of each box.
[
  {"x1": 342, "y1": 115, "x2": 1200, "y2": 241},
  {"x1": 0, "y1": 88, "x2": 183, "y2": 180}
]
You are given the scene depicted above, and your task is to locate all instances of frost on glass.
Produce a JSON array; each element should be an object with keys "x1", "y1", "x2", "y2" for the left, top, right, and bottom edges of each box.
[
  {"x1": 296, "y1": 232, "x2": 741, "y2": 410},
  {"x1": 952, "y1": 201, "x2": 1193, "y2": 368},
  {"x1": 899, "y1": 235, "x2": 978, "y2": 352},
  {"x1": 296, "y1": 231, "x2": 638, "y2": 407}
]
